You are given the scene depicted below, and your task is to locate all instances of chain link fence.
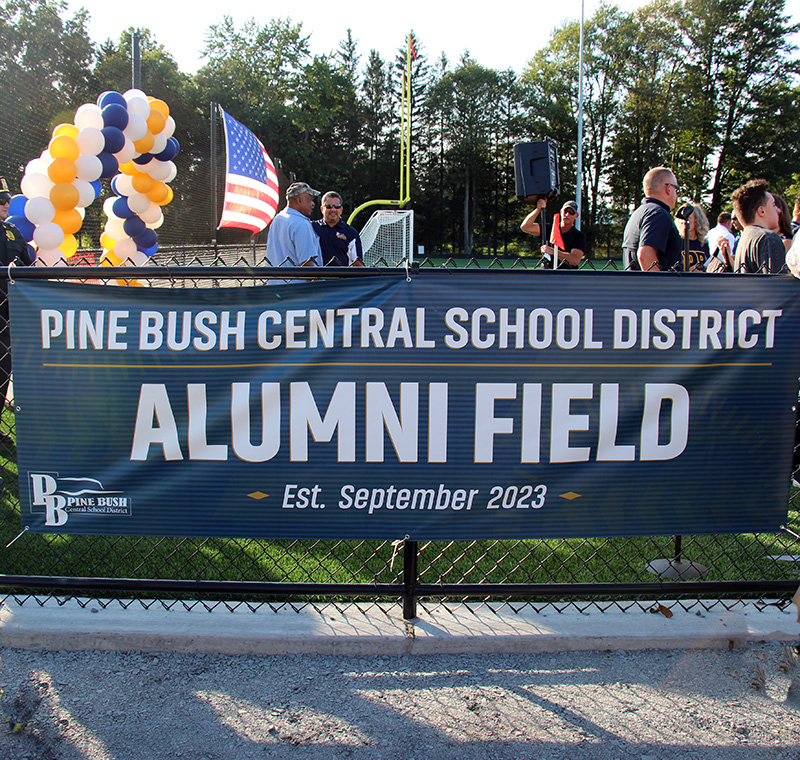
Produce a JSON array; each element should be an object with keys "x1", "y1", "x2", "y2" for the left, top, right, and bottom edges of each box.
[{"x1": 1, "y1": 251, "x2": 798, "y2": 619}]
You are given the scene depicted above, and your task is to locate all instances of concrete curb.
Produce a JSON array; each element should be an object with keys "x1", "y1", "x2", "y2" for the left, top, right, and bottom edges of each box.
[{"x1": 0, "y1": 598, "x2": 798, "y2": 655}]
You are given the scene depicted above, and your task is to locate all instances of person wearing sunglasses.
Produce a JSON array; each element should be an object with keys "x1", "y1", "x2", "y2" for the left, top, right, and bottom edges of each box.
[
  {"x1": 622, "y1": 166, "x2": 683, "y2": 272},
  {"x1": 536, "y1": 200, "x2": 586, "y2": 269},
  {"x1": 312, "y1": 191, "x2": 364, "y2": 267}
]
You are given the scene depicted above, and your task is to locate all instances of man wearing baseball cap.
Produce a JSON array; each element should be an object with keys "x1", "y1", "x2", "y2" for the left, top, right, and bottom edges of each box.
[
  {"x1": 521, "y1": 198, "x2": 586, "y2": 268},
  {"x1": 266, "y1": 182, "x2": 323, "y2": 278}
]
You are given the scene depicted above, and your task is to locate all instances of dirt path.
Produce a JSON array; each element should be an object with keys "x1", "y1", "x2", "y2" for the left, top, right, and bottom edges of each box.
[{"x1": 0, "y1": 643, "x2": 798, "y2": 759}]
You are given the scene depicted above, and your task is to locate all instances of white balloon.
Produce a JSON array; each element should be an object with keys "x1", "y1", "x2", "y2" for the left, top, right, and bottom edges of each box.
[
  {"x1": 113, "y1": 174, "x2": 135, "y2": 196},
  {"x1": 34, "y1": 249, "x2": 64, "y2": 266},
  {"x1": 33, "y1": 222, "x2": 64, "y2": 250},
  {"x1": 125, "y1": 97, "x2": 150, "y2": 121},
  {"x1": 144, "y1": 160, "x2": 167, "y2": 181},
  {"x1": 114, "y1": 137, "x2": 137, "y2": 164},
  {"x1": 124, "y1": 88, "x2": 147, "y2": 102},
  {"x1": 74, "y1": 104, "x2": 104, "y2": 131},
  {"x1": 114, "y1": 237, "x2": 137, "y2": 258},
  {"x1": 125, "y1": 117, "x2": 148, "y2": 144},
  {"x1": 127, "y1": 192, "x2": 151, "y2": 214},
  {"x1": 127, "y1": 249, "x2": 150, "y2": 266},
  {"x1": 20, "y1": 172, "x2": 54, "y2": 199},
  {"x1": 24, "y1": 196, "x2": 55, "y2": 225},
  {"x1": 76, "y1": 127, "x2": 105, "y2": 156},
  {"x1": 105, "y1": 217, "x2": 126, "y2": 240},
  {"x1": 102, "y1": 197, "x2": 119, "y2": 218},
  {"x1": 164, "y1": 162, "x2": 178, "y2": 183},
  {"x1": 150, "y1": 132, "x2": 167, "y2": 155},
  {"x1": 162, "y1": 116, "x2": 176, "y2": 139},
  {"x1": 147, "y1": 213, "x2": 164, "y2": 230},
  {"x1": 139, "y1": 203, "x2": 162, "y2": 224},
  {"x1": 25, "y1": 157, "x2": 49, "y2": 176},
  {"x1": 74, "y1": 179, "x2": 95, "y2": 208},
  {"x1": 74, "y1": 154, "x2": 102, "y2": 182},
  {"x1": 123, "y1": 113, "x2": 148, "y2": 143}
]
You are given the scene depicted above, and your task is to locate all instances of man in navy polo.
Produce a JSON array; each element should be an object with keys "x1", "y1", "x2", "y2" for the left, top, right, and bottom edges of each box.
[
  {"x1": 313, "y1": 191, "x2": 364, "y2": 267},
  {"x1": 622, "y1": 167, "x2": 683, "y2": 272}
]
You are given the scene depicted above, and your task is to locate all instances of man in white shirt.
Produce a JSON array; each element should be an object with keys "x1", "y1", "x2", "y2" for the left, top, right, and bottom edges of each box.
[{"x1": 707, "y1": 212, "x2": 736, "y2": 258}]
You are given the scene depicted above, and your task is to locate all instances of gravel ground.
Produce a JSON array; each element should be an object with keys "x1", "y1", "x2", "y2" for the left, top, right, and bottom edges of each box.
[{"x1": 0, "y1": 643, "x2": 798, "y2": 759}]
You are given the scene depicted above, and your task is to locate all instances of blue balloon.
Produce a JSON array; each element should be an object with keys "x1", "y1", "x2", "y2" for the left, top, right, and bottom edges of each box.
[
  {"x1": 26, "y1": 243, "x2": 36, "y2": 261},
  {"x1": 102, "y1": 126, "x2": 125, "y2": 154},
  {"x1": 6, "y1": 215, "x2": 34, "y2": 241},
  {"x1": 112, "y1": 196, "x2": 134, "y2": 219},
  {"x1": 123, "y1": 216, "x2": 146, "y2": 238},
  {"x1": 98, "y1": 91, "x2": 126, "y2": 109},
  {"x1": 102, "y1": 103, "x2": 129, "y2": 131},
  {"x1": 134, "y1": 228, "x2": 157, "y2": 249},
  {"x1": 97, "y1": 151, "x2": 119, "y2": 179},
  {"x1": 138, "y1": 241, "x2": 159, "y2": 256},
  {"x1": 157, "y1": 137, "x2": 180, "y2": 162},
  {"x1": 90, "y1": 179, "x2": 102, "y2": 198},
  {"x1": 8, "y1": 194, "x2": 26, "y2": 217},
  {"x1": 133, "y1": 153, "x2": 152, "y2": 165}
]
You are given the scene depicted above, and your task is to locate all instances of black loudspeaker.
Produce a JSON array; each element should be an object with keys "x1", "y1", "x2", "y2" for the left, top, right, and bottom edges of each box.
[{"x1": 514, "y1": 139, "x2": 560, "y2": 198}]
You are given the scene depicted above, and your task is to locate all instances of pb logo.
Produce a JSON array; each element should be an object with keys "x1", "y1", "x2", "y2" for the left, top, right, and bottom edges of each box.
[{"x1": 30, "y1": 473, "x2": 69, "y2": 527}]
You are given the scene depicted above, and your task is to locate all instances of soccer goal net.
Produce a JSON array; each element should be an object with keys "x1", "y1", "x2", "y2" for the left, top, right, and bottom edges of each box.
[{"x1": 359, "y1": 210, "x2": 414, "y2": 266}]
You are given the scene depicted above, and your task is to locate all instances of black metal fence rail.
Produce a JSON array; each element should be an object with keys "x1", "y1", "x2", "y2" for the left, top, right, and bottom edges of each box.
[{"x1": 0, "y1": 258, "x2": 798, "y2": 618}]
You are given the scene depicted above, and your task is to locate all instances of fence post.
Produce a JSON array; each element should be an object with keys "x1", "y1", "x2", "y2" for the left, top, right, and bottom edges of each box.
[{"x1": 402, "y1": 540, "x2": 418, "y2": 620}]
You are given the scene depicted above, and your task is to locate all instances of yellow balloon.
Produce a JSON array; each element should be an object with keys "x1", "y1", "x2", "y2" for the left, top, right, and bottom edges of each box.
[
  {"x1": 47, "y1": 157, "x2": 77, "y2": 184},
  {"x1": 100, "y1": 233, "x2": 115, "y2": 251},
  {"x1": 146, "y1": 181, "x2": 168, "y2": 203},
  {"x1": 148, "y1": 98, "x2": 170, "y2": 119},
  {"x1": 119, "y1": 161, "x2": 137, "y2": 176},
  {"x1": 53, "y1": 123, "x2": 79, "y2": 140},
  {"x1": 103, "y1": 250, "x2": 124, "y2": 266},
  {"x1": 132, "y1": 172, "x2": 156, "y2": 194},
  {"x1": 53, "y1": 207, "x2": 82, "y2": 235},
  {"x1": 50, "y1": 182, "x2": 80, "y2": 211},
  {"x1": 134, "y1": 132, "x2": 154, "y2": 153},
  {"x1": 59, "y1": 234, "x2": 78, "y2": 258},
  {"x1": 49, "y1": 134, "x2": 80, "y2": 162},
  {"x1": 156, "y1": 185, "x2": 174, "y2": 207},
  {"x1": 146, "y1": 111, "x2": 166, "y2": 135}
]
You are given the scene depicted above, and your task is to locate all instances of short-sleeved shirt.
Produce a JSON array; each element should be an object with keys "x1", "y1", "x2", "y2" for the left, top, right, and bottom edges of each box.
[
  {"x1": 312, "y1": 219, "x2": 363, "y2": 266},
  {"x1": 622, "y1": 197, "x2": 683, "y2": 271},
  {"x1": 266, "y1": 207, "x2": 323, "y2": 269},
  {"x1": 540, "y1": 224, "x2": 586, "y2": 269},
  {"x1": 734, "y1": 225, "x2": 786, "y2": 274}
]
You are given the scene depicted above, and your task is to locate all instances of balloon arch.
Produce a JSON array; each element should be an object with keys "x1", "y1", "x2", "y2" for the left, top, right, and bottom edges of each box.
[{"x1": 6, "y1": 89, "x2": 179, "y2": 267}]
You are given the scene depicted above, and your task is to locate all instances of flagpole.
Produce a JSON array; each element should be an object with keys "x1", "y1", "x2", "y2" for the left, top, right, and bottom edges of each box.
[
  {"x1": 210, "y1": 102, "x2": 218, "y2": 248},
  {"x1": 576, "y1": 0, "x2": 585, "y2": 231}
]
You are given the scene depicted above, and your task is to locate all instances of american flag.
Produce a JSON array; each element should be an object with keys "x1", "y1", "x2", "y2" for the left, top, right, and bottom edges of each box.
[{"x1": 218, "y1": 108, "x2": 279, "y2": 234}]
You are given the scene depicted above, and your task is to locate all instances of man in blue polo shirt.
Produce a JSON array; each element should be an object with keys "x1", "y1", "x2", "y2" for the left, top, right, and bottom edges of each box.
[
  {"x1": 313, "y1": 191, "x2": 364, "y2": 267},
  {"x1": 622, "y1": 166, "x2": 683, "y2": 272}
]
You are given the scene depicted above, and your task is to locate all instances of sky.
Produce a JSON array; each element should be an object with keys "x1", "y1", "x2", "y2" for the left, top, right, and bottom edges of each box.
[{"x1": 64, "y1": 0, "x2": 674, "y2": 76}]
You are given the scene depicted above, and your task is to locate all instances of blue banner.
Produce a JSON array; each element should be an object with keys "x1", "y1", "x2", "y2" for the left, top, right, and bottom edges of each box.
[{"x1": 9, "y1": 272, "x2": 800, "y2": 539}]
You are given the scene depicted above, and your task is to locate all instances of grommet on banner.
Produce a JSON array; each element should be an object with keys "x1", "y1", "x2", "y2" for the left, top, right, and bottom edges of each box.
[{"x1": 5, "y1": 526, "x2": 28, "y2": 549}]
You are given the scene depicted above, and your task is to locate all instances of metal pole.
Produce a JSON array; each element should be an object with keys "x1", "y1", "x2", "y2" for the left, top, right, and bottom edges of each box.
[
  {"x1": 131, "y1": 30, "x2": 141, "y2": 90},
  {"x1": 402, "y1": 540, "x2": 418, "y2": 620},
  {"x1": 210, "y1": 102, "x2": 218, "y2": 249},
  {"x1": 576, "y1": 0, "x2": 584, "y2": 230}
]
